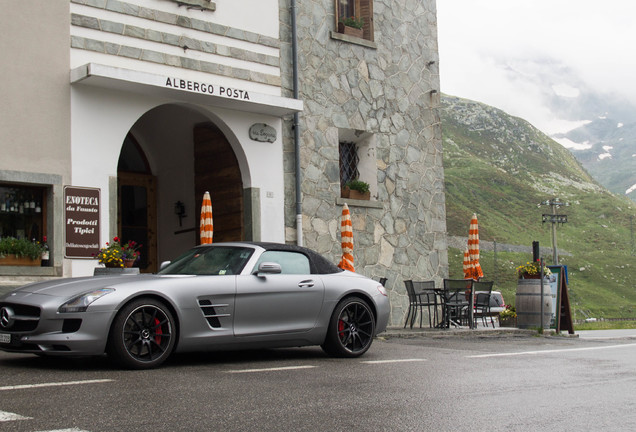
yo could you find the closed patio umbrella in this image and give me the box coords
[467,213,483,279]
[200,191,214,244]
[338,203,355,272]
[462,247,474,279]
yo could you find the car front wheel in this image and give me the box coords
[322,297,375,357]
[108,298,176,369]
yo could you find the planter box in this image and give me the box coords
[337,22,363,38]
[499,317,517,327]
[341,187,370,200]
[0,254,42,266]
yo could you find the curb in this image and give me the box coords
[377,326,567,339]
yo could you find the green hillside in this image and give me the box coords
[441,95,636,321]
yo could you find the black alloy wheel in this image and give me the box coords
[108,298,176,369]
[322,297,375,357]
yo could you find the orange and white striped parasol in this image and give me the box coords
[462,247,474,279]
[467,213,483,279]
[200,191,214,244]
[337,203,355,272]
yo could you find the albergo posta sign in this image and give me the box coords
[64,186,100,258]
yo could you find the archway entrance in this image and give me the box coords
[117,106,246,269]
[117,133,158,272]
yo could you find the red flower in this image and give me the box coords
[113,237,120,242]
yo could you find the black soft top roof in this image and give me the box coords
[249,242,344,275]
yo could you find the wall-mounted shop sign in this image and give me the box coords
[64,186,100,258]
[165,78,250,100]
[249,123,277,143]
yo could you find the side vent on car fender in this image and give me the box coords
[198,299,230,329]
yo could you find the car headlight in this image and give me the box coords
[58,288,115,313]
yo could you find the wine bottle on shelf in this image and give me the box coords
[41,236,50,267]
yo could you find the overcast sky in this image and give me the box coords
[436,0,636,136]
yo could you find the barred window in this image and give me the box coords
[339,141,359,187]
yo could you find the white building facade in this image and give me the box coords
[1,0,300,283]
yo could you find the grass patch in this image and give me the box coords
[574,321,636,330]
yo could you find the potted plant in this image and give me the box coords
[0,237,45,266]
[95,237,125,268]
[342,179,371,200]
[338,16,364,38]
[516,261,551,279]
[122,240,142,267]
[499,305,517,327]
[515,261,553,328]
[95,237,143,268]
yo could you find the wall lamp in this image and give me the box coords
[174,201,187,226]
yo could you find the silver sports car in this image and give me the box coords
[0,242,389,369]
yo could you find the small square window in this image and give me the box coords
[335,0,374,41]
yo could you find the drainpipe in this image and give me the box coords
[291,0,303,246]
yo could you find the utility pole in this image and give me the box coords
[538,198,568,265]
[493,239,497,285]
[631,215,635,256]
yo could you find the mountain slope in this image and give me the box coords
[556,116,636,202]
[441,94,636,320]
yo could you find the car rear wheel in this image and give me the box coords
[321,297,375,357]
[108,298,176,369]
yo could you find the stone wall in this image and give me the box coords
[280,0,448,326]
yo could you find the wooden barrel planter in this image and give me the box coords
[515,278,552,328]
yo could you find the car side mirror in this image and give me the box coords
[256,262,282,276]
[159,261,171,271]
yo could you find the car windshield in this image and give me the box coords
[157,246,255,276]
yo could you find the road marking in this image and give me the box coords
[362,358,427,364]
[467,343,636,358]
[227,365,317,374]
[0,379,113,391]
[0,410,31,421]
[35,429,90,432]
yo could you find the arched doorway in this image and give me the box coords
[117,133,158,272]
[193,122,244,243]
[117,110,246,271]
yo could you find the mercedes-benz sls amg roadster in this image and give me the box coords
[0,242,389,369]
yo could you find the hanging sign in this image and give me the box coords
[249,123,277,143]
[64,186,100,258]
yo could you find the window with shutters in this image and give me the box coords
[335,0,374,41]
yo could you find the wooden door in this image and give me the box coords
[193,123,244,243]
[118,173,158,272]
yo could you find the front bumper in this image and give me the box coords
[0,292,115,356]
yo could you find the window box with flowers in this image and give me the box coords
[341,179,370,200]
[0,237,45,266]
[338,16,364,38]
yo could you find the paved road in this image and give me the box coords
[1,330,635,431]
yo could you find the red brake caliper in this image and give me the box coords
[154,318,162,344]
[338,319,345,340]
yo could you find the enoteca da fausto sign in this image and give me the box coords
[64,186,100,258]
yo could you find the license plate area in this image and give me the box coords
[0,333,11,344]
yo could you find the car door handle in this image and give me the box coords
[298,280,314,288]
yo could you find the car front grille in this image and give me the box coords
[0,303,40,332]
